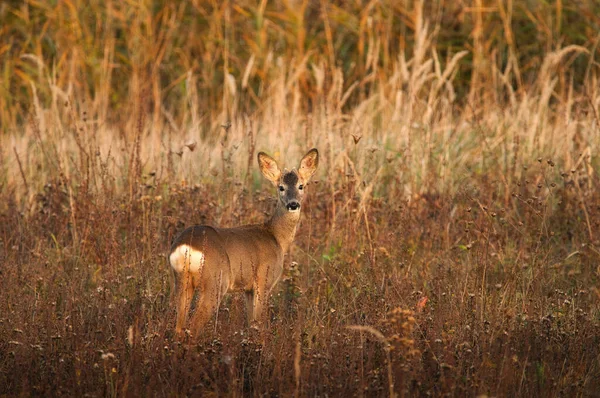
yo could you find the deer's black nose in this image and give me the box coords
[287,201,300,211]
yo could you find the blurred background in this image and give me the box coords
[1,1,599,199]
[1,2,599,396]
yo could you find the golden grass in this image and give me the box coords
[1,1,599,201]
[1,0,600,396]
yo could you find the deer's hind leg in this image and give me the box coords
[189,271,230,338]
[188,247,231,339]
[170,244,204,338]
[245,290,256,325]
[174,270,195,337]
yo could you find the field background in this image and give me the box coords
[1,0,600,396]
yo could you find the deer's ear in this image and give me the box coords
[258,152,282,184]
[298,148,319,182]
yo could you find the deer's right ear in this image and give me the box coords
[258,152,282,184]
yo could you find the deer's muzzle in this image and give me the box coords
[286,201,300,211]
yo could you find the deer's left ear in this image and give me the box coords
[298,148,319,182]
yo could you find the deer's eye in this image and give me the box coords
[279,185,285,192]
[298,185,304,190]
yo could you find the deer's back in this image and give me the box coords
[170,224,282,289]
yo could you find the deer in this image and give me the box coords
[169,148,319,338]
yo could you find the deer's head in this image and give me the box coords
[258,148,319,213]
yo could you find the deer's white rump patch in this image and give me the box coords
[169,244,205,274]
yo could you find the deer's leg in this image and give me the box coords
[251,281,270,324]
[189,272,229,338]
[252,263,284,325]
[188,295,215,338]
[174,272,194,337]
[245,290,256,325]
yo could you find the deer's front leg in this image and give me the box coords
[252,263,283,325]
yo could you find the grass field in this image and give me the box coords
[1,1,600,396]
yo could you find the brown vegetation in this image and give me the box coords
[1,0,600,396]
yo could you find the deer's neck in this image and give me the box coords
[266,204,301,252]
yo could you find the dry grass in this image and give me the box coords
[1,1,600,396]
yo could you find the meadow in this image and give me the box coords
[1,0,599,396]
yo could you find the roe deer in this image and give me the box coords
[169,148,319,337]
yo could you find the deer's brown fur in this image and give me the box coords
[169,148,319,337]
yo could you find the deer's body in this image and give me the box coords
[169,149,318,337]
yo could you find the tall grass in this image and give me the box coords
[1,0,599,396]
[2,0,599,129]
[1,1,599,200]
